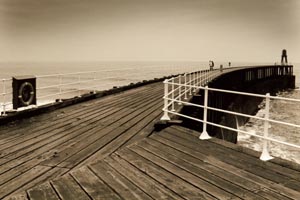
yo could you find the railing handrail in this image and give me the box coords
[161,65,298,161]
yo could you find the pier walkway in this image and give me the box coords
[0,82,165,199]
[7,126,300,200]
[0,66,299,199]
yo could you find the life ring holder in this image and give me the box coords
[18,82,35,106]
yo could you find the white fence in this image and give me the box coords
[161,69,300,161]
[0,65,203,116]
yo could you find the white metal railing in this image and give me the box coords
[0,65,207,116]
[161,68,300,161]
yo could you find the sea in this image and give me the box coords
[0,61,299,163]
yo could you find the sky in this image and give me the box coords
[0,0,299,63]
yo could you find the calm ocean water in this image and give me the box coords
[0,61,299,163]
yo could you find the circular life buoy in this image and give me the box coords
[18,82,35,106]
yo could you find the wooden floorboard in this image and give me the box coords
[2,70,300,199]
[0,82,164,199]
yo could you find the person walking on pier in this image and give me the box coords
[209,60,214,70]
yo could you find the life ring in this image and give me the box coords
[18,82,35,106]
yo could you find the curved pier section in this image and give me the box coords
[176,65,295,143]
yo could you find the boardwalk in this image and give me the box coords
[0,67,299,199]
[8,126,300,200]
[0,82,164,199]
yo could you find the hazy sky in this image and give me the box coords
[0,0,299,62]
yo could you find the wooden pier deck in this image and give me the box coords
[0,82,165,199]
[0,69,299,199]
[7,125,300,200]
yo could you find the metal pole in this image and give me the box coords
[93,71,96,94]
[260,93,273,161]
[161,79,170,121]
[178,75,182,105]
[200,86,211,140]
[171,78,175,111]
[59,75,62,102]
[193,72,196,93]
[78,74,81,97]
[2,79,7,116]
[189,73,192,95]
[184,73,187,100]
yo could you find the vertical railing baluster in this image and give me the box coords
[78,74,81,97]
[260,93,273,161]
[184,73,187,100]
[59,74,62,102]
[93,71,97,94]
[189,73,192,95]
[178,75,182,105]
[200,86,211,140]
[171,78,175,111]
[2,79,7,116]
[161,79,170,121]
[193,72,197,93]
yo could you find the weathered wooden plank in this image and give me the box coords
[27,182,60,200]
[106,154,183,199]
[1,85,161,158]
[45,126,127,168]
[74,101,163,167]
[135,139,267,200]
[116,147,218,200]
[71,166,121,200]
[172,125,300,180]
[7,167,69,198]
[89,161,152,200]
[165,127,300,190]
[0,166,51,199]
[151,131,300,199]
[51,174,90,200]
[0,84,159,148]
[3,192,28,200]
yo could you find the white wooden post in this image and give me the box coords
[161,79,170,121]
[93,71,96,94]
[200,86,211,140]
[59,75,62,102]
[260,93,273,161]
[184,73,187,100]
[2,79,7,116]
[171,78,175,111]
[78,74,81,97]
[178,75,182,105]
[189,73,192,95]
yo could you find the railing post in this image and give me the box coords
[201,70,203,86]
[200,86,211,140]
[78,74,81,97]
[2,79,7,116]
[171,78,175,111]
[193,72,196,93]
[178,75,182,105]
[161,79,170,121]
[184,73,187,100]
[93,71,96,94]
[189,73,192,95]
[58,74,62,102]
[260,93,273,161]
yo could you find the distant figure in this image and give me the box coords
[220,64,223,72]
[228,62,231,67]
[209,60,214,70]
[281,49,288,65]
